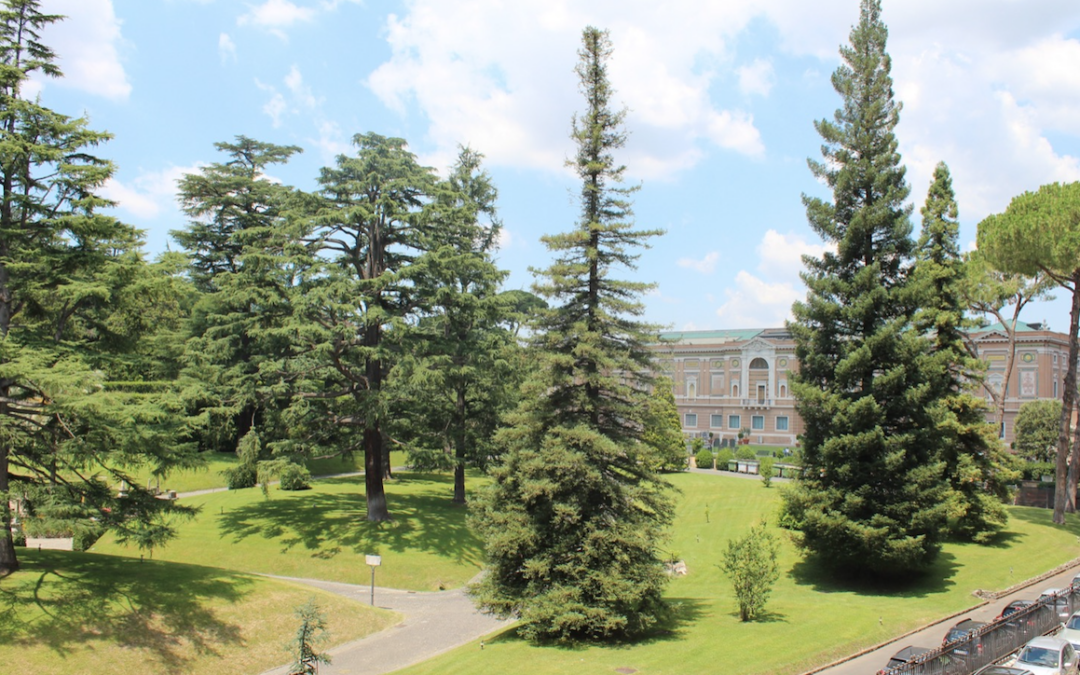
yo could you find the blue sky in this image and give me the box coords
[35,0,1080,332]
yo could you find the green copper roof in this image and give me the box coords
[656,328,765,342]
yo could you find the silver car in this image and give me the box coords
[1014,636,1080,675]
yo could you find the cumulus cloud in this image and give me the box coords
[367,0,767,179]
[255,65,323,129]
[39,0,130,100]
[677,251,720,274]
[101,165,202,220]
[756,230,833,282]
[238,0,315,39]
[219,32,237,64]
[715,271,802,328]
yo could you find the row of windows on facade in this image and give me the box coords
[683,413,789,432]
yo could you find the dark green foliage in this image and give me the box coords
[695,448,715,470]
[914,162,1013,543]
[1015,399,1062,462]
[470,27,673,642]
[285,598,331,675]
[721,522,780,622]
[784,0,947,576]
[642,376,687,472]
[224,463,258,490]
[278,464,312,491]
[0,0,196,576]
[735,447,756,461]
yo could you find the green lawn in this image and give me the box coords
[0,549,399,675]
[119,451,403,494]
[90,471,484,591]
[392,472,1080,675]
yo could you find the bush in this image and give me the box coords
[279,464,312,491]
[759,457,775,487]
[12,526,25,547]
[224,463,258,490]
[715,449,734,470]
[695,449,715,470]
[1021,460,1056,481]
[735,446,756,461]
[720,521,779,621]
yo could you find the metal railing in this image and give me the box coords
[879,586,1076,675]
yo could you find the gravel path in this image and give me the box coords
[257,575,510,675]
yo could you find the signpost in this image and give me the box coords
[365,555,381,606]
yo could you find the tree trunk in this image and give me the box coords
[1054,273,1080,525]
[452,386,467,505]
[0,442,19,576]
[1068,422,1080,513]
[364,426,390,522]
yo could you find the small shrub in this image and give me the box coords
[715,449,734,470]
[286,598,331,674]
[224,463,258,490]
[759,456,775,487]
[735,446,756,461]
[279,464,312,491]
[720,521,779,621]
[12,527,25,547]
[695,449,714,470]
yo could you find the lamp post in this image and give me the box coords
[365,555,381,606]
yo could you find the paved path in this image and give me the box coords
[257,576,510,675]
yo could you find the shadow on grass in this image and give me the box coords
[0,549,249,673]
[789,550,961,598]
[216,473,484,567]
[1008,505,1080,536]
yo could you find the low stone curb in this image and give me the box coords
[800,556,1080,675]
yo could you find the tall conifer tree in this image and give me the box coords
[783,0,946,576]
[471,27,673,641]
[914,162,1013,543]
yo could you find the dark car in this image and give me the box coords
[880,646,931,674]
[944,618,988,657]
[1001,600,1036,620]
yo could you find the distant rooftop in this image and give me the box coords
[656,328,766,343]
[972,321,1048,333]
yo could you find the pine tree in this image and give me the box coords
[782,0,947,576]
[641,376,686,472]
[914,162,1013,543]
[0,0,194,575]
[470,27,674,641]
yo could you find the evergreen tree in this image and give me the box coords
[287,133,437,521]
[641,376,686,472]
[388,147,516,504]
[914,162,1013,543]
[782,0,946,576]
[174,137,302,455]
[470,27,674,641]
[0,0,194,575]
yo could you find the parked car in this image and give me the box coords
[1039,588,1073,621]
[880,645,931,674]
[943,618,987,657]
[1001,600,1036,620]
[1014,636,1080,675]
[974,666,1035,675]
[1062,612,1080,650]
[1072,573,1080,590]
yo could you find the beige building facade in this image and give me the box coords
[652,322,1070,448]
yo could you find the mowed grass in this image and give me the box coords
[120,452,396,495]
[0,549,399,675]
[394,472,1080,675]
[91,471,484,591]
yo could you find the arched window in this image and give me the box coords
[749,357,769,370]
[731,383,739,398]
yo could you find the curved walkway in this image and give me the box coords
[257,575,509,675]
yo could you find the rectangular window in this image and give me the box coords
[710,414,724,428]
[684,413,698,428]
[776,416,789,431]
[728,414,740,430]
[752,415,764,430]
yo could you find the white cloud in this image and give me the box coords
[256,66,322,129]
[238,0,315,39]
[756,230,832,282]
[737,58,774,97]
[677,251,720,274]
[39,0,130,100]
[367,1,767,179]
[715,271,801,328]
[219,32,237,64]
[101,165,201,220]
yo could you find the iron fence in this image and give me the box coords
[878,585,1077,675]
